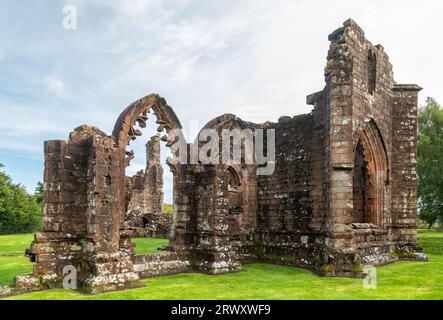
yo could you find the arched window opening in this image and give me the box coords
[227,167,242,215]
[124,114,175,239]
[352,121,389,228]
[226,167,244,238]
[353,139,375,224]
[367,50,377,95]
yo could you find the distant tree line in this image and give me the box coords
[0,163,42,233]
[417,97,443,229]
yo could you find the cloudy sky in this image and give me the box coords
[0,0,442,202]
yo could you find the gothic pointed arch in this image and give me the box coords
[112,93,183,166]
[112,93,183,229]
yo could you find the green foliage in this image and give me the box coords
[163,204,173,214]
[132,237,169,254]
[0,164,42,233]
[417,97,443,228]
[1,232,443,299]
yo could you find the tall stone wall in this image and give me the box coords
[391,85,423,257]
[255,114,329,269]
[16,125,141,293]
[249,19,426,275]
[321,19,425,272]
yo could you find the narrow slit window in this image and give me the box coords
[367,50,377,95]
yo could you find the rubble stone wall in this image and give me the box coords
[255,114,328,269]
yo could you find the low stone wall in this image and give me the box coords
[353,223,397,265]
[133,252,190,278]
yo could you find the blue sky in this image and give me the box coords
[1,0,442,203]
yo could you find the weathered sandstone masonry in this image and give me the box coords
[12,19,426,294]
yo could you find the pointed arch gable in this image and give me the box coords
[113,93,183,163]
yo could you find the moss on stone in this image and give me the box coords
[320,264,334,274]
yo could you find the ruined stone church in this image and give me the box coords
[15,19,427,293]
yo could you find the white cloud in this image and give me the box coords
[45,77,65,97]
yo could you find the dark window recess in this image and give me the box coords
[367,50,376,95]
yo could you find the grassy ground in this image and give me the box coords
[0,234,34,286]
[1,230,442,300]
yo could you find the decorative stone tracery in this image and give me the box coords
[353,120,389,227]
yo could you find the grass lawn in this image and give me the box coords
[1,230,442,300]
[0,234,34,286]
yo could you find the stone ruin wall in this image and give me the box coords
[8,19,427,296]
[15,125,140,293]
[322,20,424,270]
[255,112,328,269]
[249,19,426,274]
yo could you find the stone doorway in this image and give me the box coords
[351,120,392,265]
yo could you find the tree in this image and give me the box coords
[417,97,443,229]
[0,163,42,232]
[163,203,173,214]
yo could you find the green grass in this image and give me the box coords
[0,256,33,286]
[416,229,443,255]
[132,238,169,254]
[1,231,442,300]
[0,233,34,255]
[0,234,34,286]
